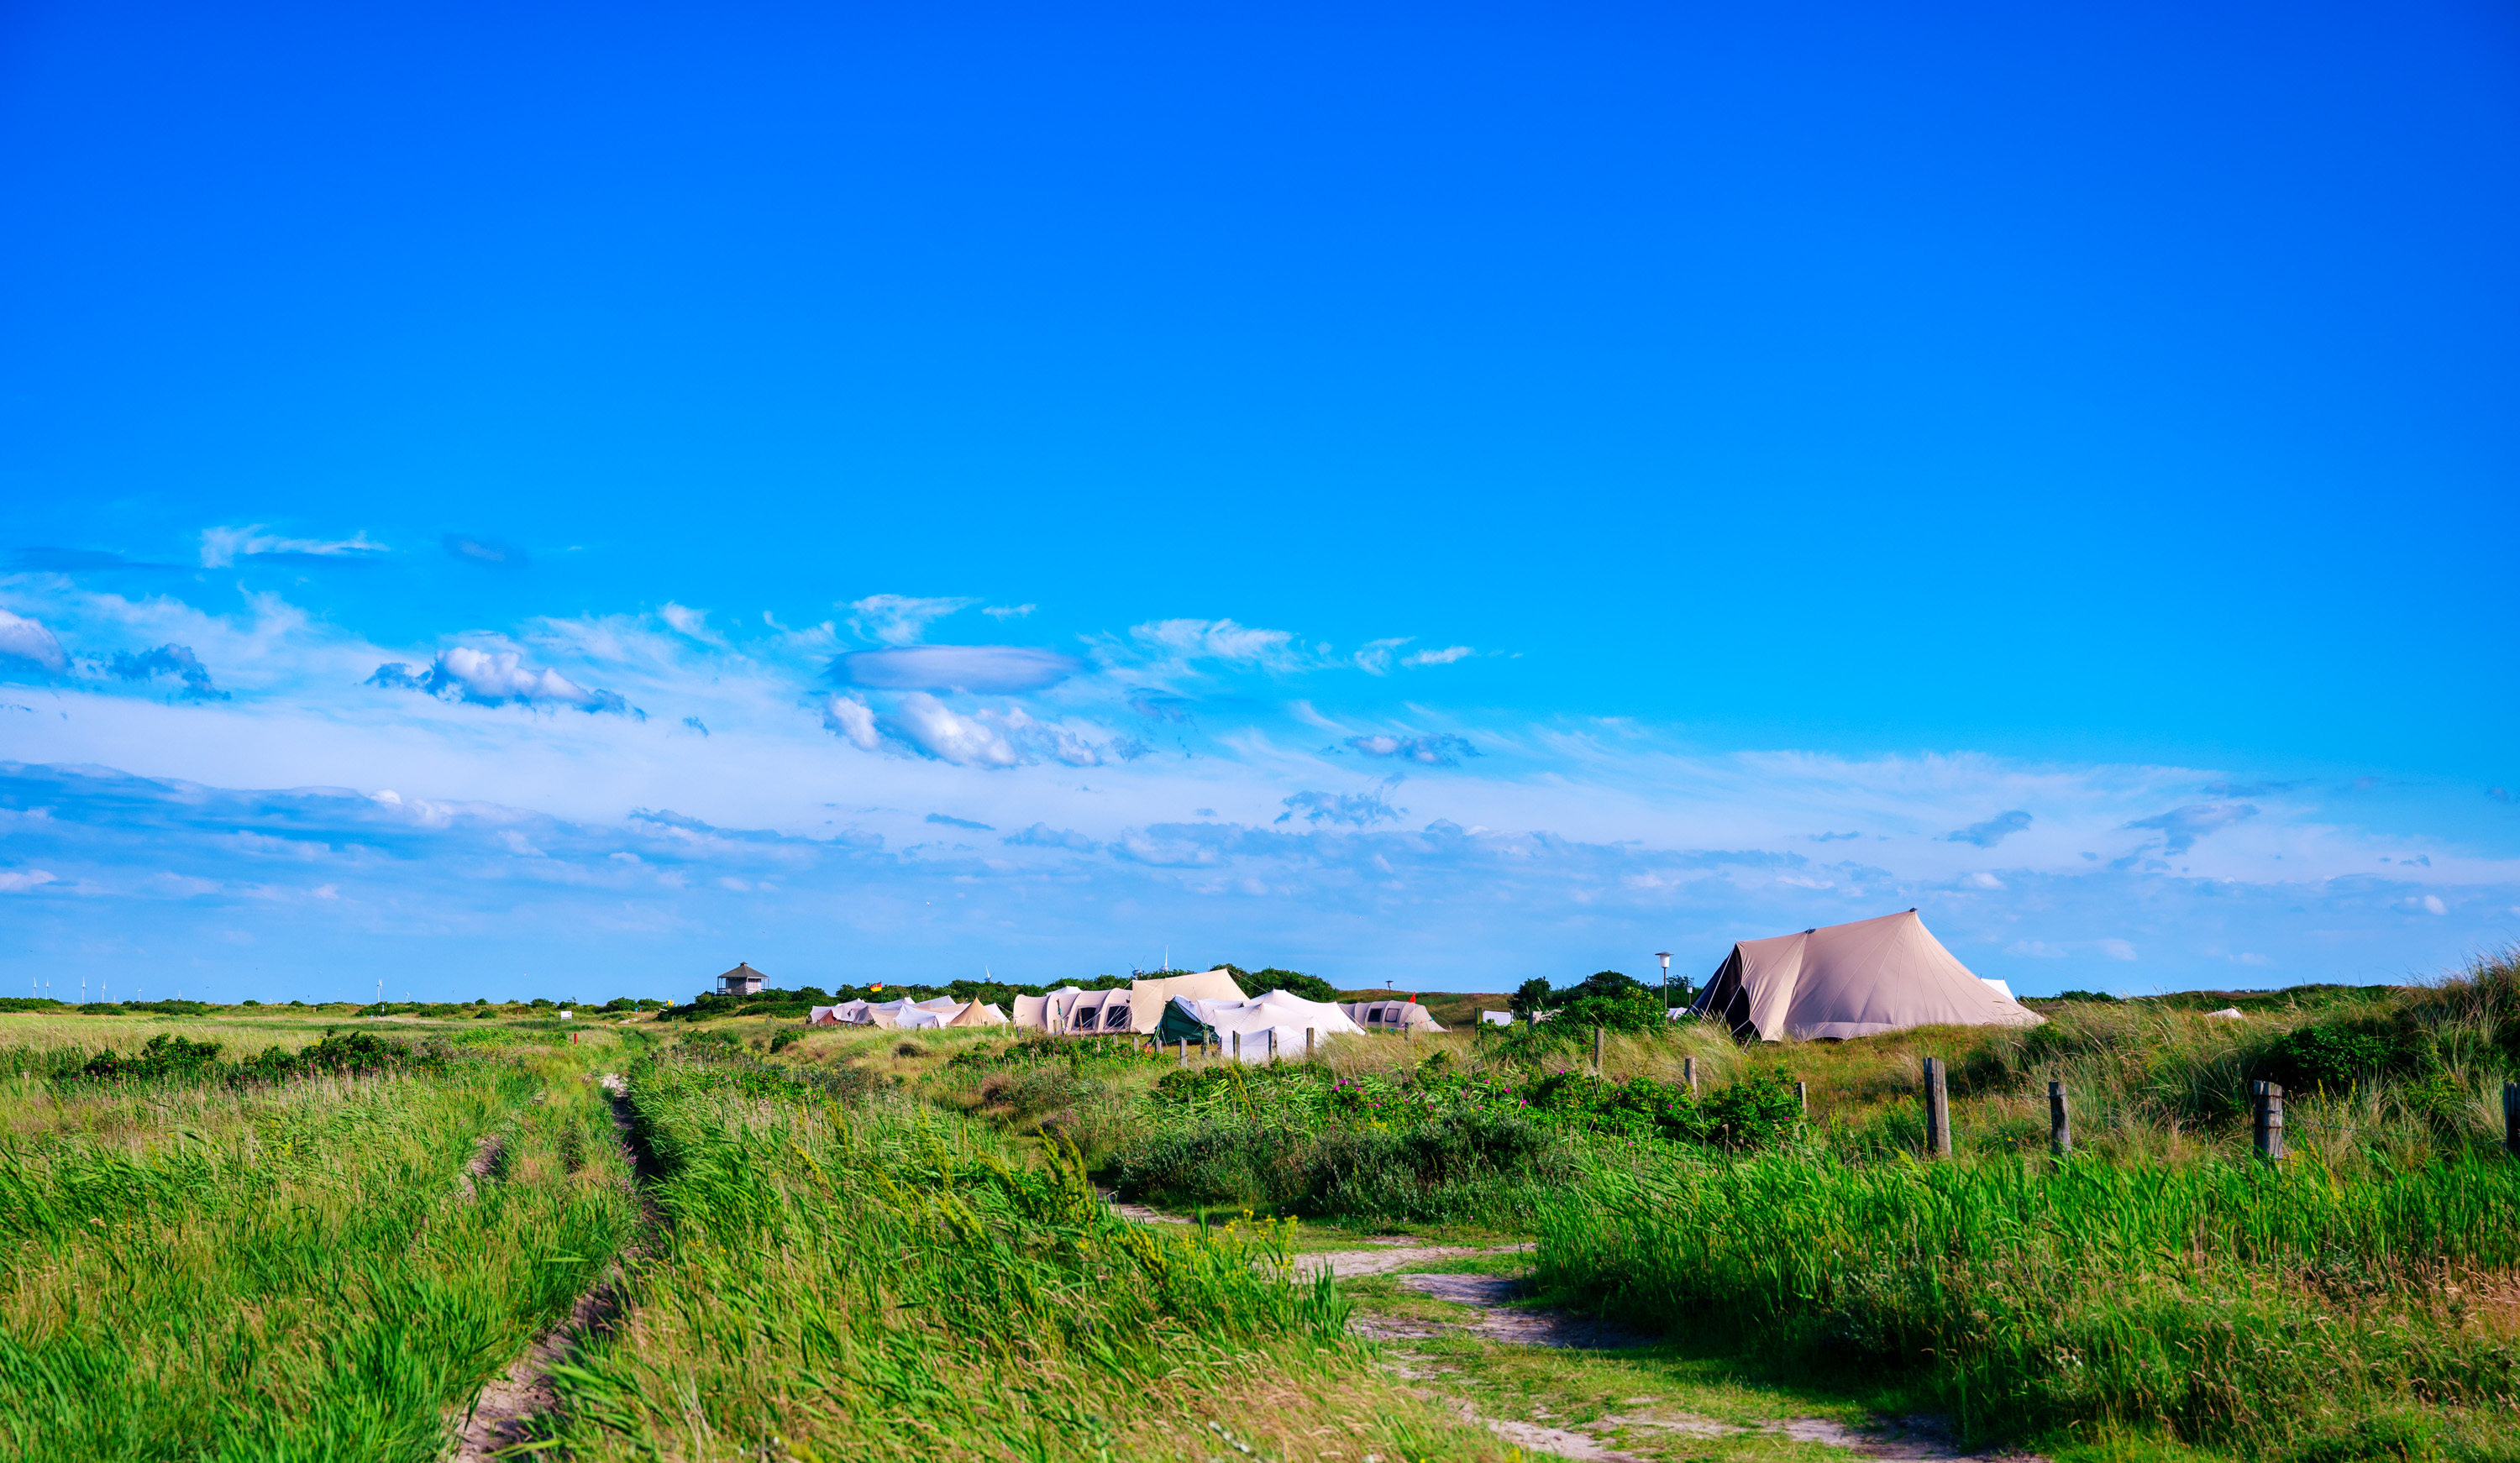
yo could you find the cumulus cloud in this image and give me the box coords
[1945,810,2031,847]
[905,700,1104,768]
[1347,732,1478,767]
[108,644,228,700]
[1403,645,1474,667]
[442,533,528,567]
[1276,789,1403,826]
[0,868,57,894]
[1003,823,1100,852]
[200,525,386,568]
[888,692,1023,768]
[982,603,1037,621]
[820,693,881,751]
[2397,894,2449,915]
[367,648,629,714]
[926,813,995,831]
[831,645,1079,694]
[2124,802,2258,854]
[0,609,68,673]
[846,594,975,646]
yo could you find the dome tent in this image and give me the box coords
[1690,909,2044,1041]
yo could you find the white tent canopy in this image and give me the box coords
[1691,909,2045,1041]
[1341,999,1446,1034]
[1170,991,1365,1063]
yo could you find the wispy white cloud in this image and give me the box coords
[1129,618,1304,672]
[1403,645,1474,667]
[845,594,975,646]
[658,603,726,646]
[200,526,386,568]
[981,603,1037,621]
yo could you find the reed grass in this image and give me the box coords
[536,1049,1512,1460]
[0,1043,636,1461]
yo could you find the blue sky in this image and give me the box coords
[2,0,2516,1004]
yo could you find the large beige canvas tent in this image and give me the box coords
[1009,969,1251,1035]
[1691,909,2043,1041]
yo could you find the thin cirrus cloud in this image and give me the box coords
[845,594,976,647]
[1945,810,2032,847]
[829,645,1081,694]
[199,526,386,568]
[443,533,529,568]
[2124,802,2259,855]
[1347,732,1478,767]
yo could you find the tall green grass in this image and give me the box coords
[1536,1146,2520,1456]
[538,1050,1509,1461]
[0,1050,635,1461]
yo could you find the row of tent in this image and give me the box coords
[796,909,2048,1049]
[805,996,1011,1029]
[1010,969,1447,1062]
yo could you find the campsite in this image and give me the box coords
[6,926,2520,1462]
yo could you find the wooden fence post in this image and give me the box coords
[2504,1083,2518,1156]
[1306,1028,1316,1062]
[1231,1031,1242,1063]
[1922,1057,1951,1157]
[2049,1080,2071,1156]
[2252,1079,2286,1161]
[1795,1079,1807,1114]
[1178,1038,1188,1067]
[1683,1057,1697,1095]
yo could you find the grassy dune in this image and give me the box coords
[0,1016,637,1461]
[533,1046,1507,1461]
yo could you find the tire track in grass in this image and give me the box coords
[452,1072,659,1461]
[1312,1239,2050,1463]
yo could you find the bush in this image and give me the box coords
[2256,1020,2397,1094]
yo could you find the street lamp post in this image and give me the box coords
[1656,952,1673,1016]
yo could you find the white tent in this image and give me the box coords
[944,1000,1010,1027]
[1170,991,1366,1063]
[1691,909,2045,1041]
[1341,999,1446,1034]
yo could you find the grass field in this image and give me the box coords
[9,955,2520,1461]
[0,1013,638,1460]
